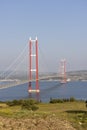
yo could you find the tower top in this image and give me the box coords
[29,37,31,41]
[36,36,37,40]
[29,37,37,40]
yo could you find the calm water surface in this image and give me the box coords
[0,81,87,102]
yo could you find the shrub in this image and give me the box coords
[85,100,87,108]
[69,97,76,102]
[50,97,76,104]
[21,99,39,111]
[50,98,63,103]
[6,99,39,111]
[6,99,23,106]
[62,98,70,102]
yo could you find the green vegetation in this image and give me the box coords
[21,99,39,111]
[0,99,87,130]
[50,97,76,103]
[6,99,39,111]
[85,100,87,108]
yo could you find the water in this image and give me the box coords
[0,81,87,102]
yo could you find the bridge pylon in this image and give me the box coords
[28,37,40,93]
[60,59,67,83]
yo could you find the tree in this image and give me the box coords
[85,100,87,108]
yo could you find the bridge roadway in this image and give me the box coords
[0,75,63,89]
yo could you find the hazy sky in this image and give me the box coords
[0,0,87,73]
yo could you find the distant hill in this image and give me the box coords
[0,70,87,81]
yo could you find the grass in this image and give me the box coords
[0,101,87,129]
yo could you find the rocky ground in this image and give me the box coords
[0,116,76,130]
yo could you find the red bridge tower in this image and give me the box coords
[60,59,67,83]
[28,37,40,93]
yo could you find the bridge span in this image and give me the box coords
[0,74,66,89]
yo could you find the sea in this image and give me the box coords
[0,81,87,102]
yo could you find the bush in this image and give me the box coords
[85,100,87,108]
[50,99,63,103]
[21,99,39,111]
[6,99,39,111]
[50,97,76,104]
[69,97,76,102]
[6,99,23,106]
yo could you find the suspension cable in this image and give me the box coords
[0,43,28,79]
[5,48,28,79]
[38,45,50,73]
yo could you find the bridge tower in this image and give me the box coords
[28,37,40,93]
[60,59,67,83]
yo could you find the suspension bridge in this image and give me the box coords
[0,37,67,93]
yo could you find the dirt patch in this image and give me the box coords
[0,116,76,130]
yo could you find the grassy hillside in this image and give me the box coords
[0,100,87,130]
